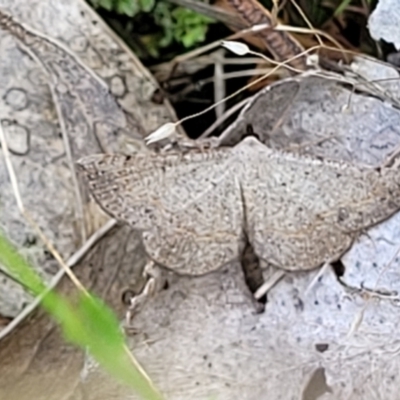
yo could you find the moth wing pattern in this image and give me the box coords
[235,137,400,271]
[77,149,245,274]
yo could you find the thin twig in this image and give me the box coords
[177,45,319,126]
[305,261,331,296]
[68,218,118,267]
[0,120,86,292]
[214,49,226,119]
[199,97,250,139]
[204,67,282,82]
[289,0,323,47]
[275,24,344,53]
[254,270,285,300]
[170,23,271,66]
[49,84,88,243]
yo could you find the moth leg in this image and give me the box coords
[125,260,166,326]
[254,269,286,300]
[305,257,355,296]
[304,261,332,296]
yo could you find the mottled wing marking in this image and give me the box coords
[142,172,244,275]
[80,136,400,275]
[235,137,400,271]
[77,149,245,274]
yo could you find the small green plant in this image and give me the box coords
[90,0,155,17]
[154,2,213,48]
[0,233,162,400]
[89,0,214,54]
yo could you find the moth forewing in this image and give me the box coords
[235,138,400,271]
[78,147,245,275]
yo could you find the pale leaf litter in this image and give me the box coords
[0,0,170,317]
[369,0,400,50]
[1,0,400,399]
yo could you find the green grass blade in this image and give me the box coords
[0,233,162,400]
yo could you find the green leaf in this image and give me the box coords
[0,234,46,295]
[89,0,213,53]
[116,0,140,17]
[180,25,207,48]
[139,0,155,13]
[170,7,212,48]
[334,0,353,16]
[91,0,114,11]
